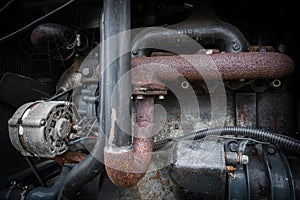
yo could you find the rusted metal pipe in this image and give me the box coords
[31,23,78,60]
[132,1,248,54]
[131,52,294,84]
[104,97,154,188]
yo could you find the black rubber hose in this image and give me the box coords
[0,167,71,200]
[27,166,71,200]
[154,127,300,153]
[57,139,105,200]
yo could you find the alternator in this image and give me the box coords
[8,101,77,158]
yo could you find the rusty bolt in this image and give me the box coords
[71,124,80,132]
[258,46,267,52]
[226,166,236,172]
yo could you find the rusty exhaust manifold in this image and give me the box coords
[103,52,294,188]
[104,97,154,188]
[101,0,296,189]
[131,52,294,83]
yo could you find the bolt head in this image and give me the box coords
[268,147,276,155]
[228,142,238,152]
[232,43,241,51]
[158,95,165,100]
[206,49,213,55]
[136,95,145,100]
[132,50,138,55]
[241,155,249,165]
[181,81,189,89]
[82,67,93,77]
[40,119,46,126]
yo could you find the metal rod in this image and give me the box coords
[100,0,131,147]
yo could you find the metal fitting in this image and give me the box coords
[82,67,93,78]
[136,95,145,100]
[240,155,249,165]
[40,119,46,126]
[181,81,189,89]
[158,95,165,100]
[226,166,236,172]
[232,42,241,51]
[270,79,281,88]
[132,49,139,55]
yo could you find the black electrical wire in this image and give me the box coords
[0,0,16,14]
[154,127,300,153]
[0,0,76,44]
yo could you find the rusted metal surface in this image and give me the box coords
[236,93,256,128]
[131,52,294,84]
[248,46,275,52]
[136,168,176,199]
[104,97,155,188]
[51,151,86,166]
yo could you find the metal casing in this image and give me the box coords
[8,101,75,158]
[169,139,226,199]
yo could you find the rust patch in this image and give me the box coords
[52,151,86,166]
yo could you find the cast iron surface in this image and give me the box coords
[131,52,294,84]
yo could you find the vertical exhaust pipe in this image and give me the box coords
[100,0,154,187]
